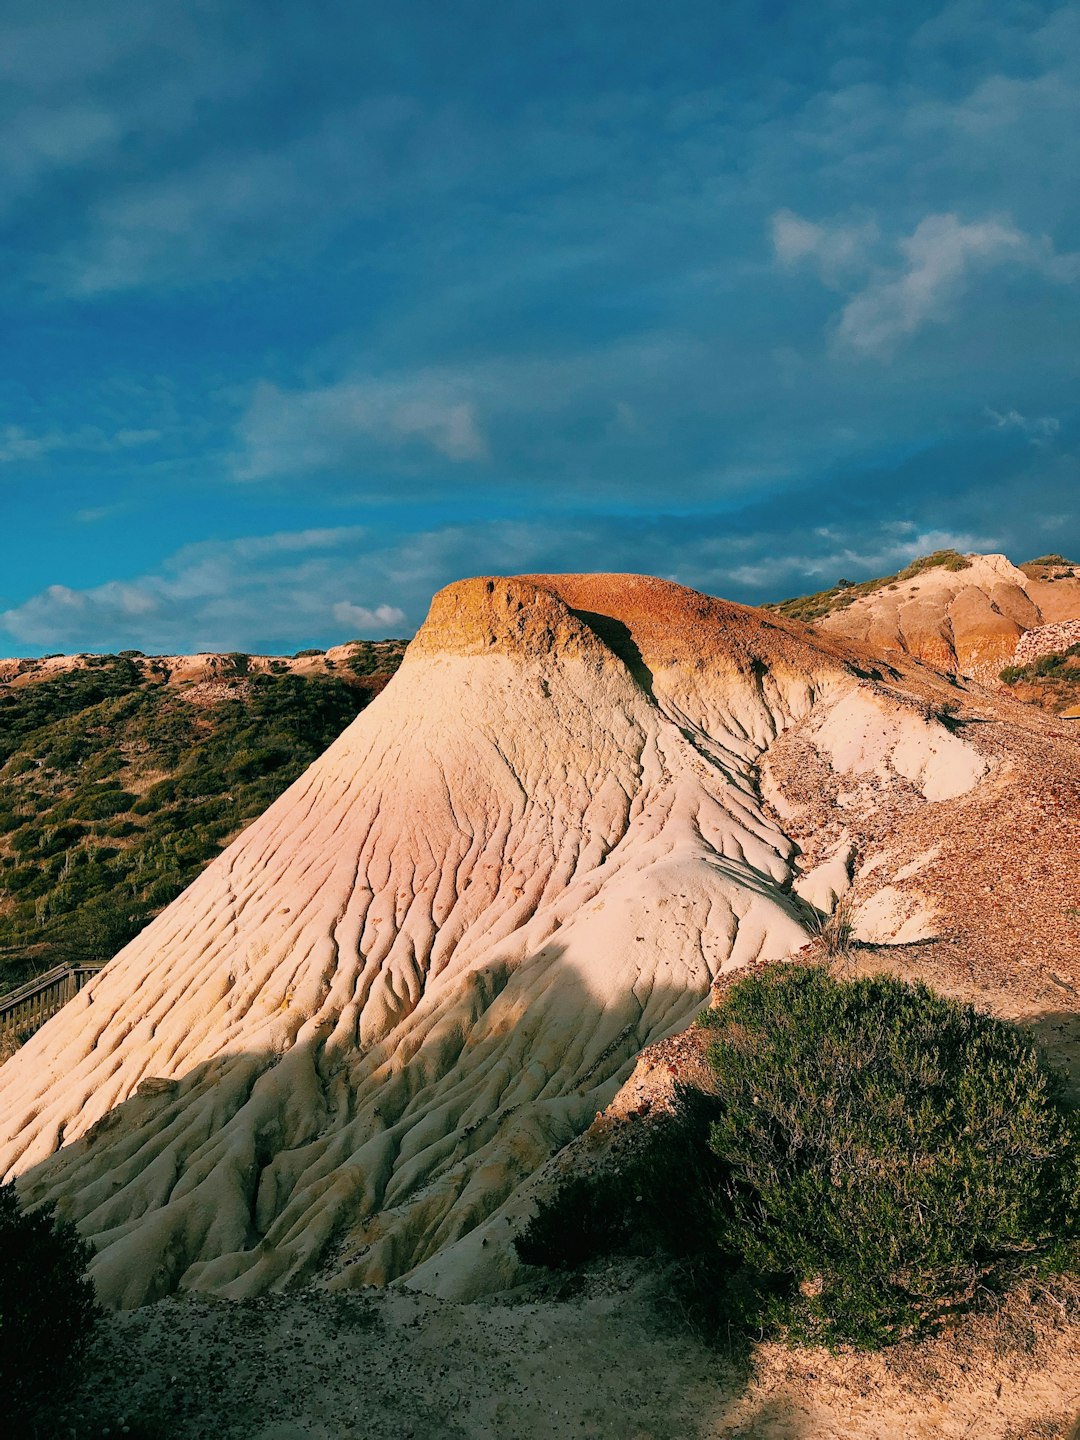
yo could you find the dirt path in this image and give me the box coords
[50,1267,1080,1440]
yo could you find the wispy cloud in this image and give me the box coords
[332,600,406,631]
[229,334,716,495]
[986,407,1061,444]
[0,423,159,465]
[837,215,1029,355]
[236,374,489,481]
[0,527,406,652]
[802,213,1080,358]
[3,456,1068,656]
[771,209,878,284]
[0,0,1078,645]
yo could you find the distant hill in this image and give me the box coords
[768,548,976,625]
[770,550,1080,710]
[0,641,405,992]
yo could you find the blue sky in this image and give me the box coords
[1,0,1078,654]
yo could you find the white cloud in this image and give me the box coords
[771,209,878,284]
[332,601,407,632]
[834,214,1080,357]
[0,423,160,464]
[0,528,405,653]
[717,525,998,592]
[986,408,1060,444]
[236,374,489,481]
[0,426,67,463]
[230,332,715,496]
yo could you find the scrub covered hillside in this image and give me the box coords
[0,645,405,991]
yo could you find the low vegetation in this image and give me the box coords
[0,646,404,992]
[0,1179,100,1425]
[999,644,1080,714]
[517,966,1080,1350]
[769,549,972,625]
[1020,555,1078,582]
[1000,643,1080,686]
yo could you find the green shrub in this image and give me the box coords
[62,787,136,821]
[1000,644,1080,686]
[0,1180,100,1421]
[224,745,292,781]
[132,779,177,813]
[103,818,141,838]
[701,967,1080,1347]
[144,875,185,908]
[516,967,1080,1352]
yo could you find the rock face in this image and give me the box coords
[818,554,1080,680]
[0,575,990,1309]
[1012,619,1080,666]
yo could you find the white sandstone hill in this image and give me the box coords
[0,574,989,1309]
[816,552,1080,680]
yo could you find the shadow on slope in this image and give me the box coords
[1026,1008,1080,1106]
[570,609,655,697]
[40,1280,823,1440]
[12,948,726,1313]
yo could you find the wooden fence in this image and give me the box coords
[0,963,105,1042]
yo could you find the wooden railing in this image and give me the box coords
[0,963,105,1041]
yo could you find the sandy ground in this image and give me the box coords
[44,1264,1079,1440]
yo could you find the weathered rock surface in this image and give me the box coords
[818,553,1080,680]
[1012,618,1080,666]
[0,574,1002,1309]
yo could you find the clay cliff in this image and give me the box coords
[813,552,1080,681]
[0,572,1036,1311]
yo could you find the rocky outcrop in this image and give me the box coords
[0,575,995,1309]
[1012,619,1080,667]
[818,553,1080,681]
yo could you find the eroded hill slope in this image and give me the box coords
[803,551,1080,683]
[0,575,1015,1309]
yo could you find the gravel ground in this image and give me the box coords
[33,1264,1080,1440]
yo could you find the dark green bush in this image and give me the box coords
[517,967,1080,1351]
[0,1180,100,1421]
[61,787,136,821]
[103,818,141,838]
[701,967,1080,1347]
[131,779,177,813]
[1000,643,1080,685]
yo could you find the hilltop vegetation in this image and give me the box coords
[1019,554,1078,581]
[0,644,404,992]
[768,549,973,624]
[1000,643,1080,714]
